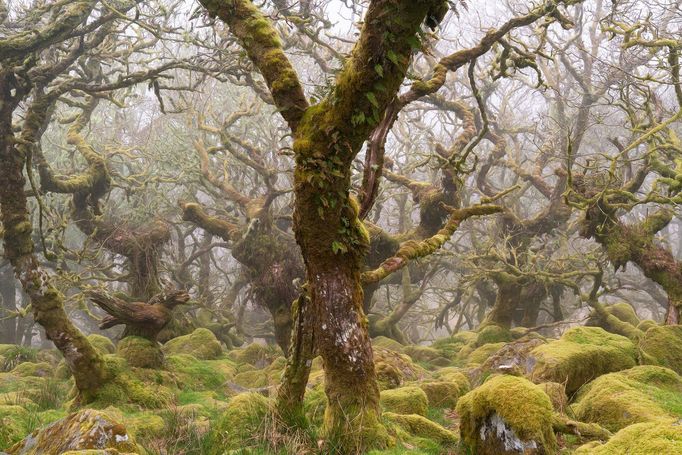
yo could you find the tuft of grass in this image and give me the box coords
[1,346,38,372]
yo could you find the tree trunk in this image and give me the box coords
[485,277,522,328]
[0,72,110,402]
[0,261,17,343]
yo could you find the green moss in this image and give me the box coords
[531,326,636,394]
[572,365,682,431]
[574,420,682,454]
[475,324,513,346]
[402,346,451,368]
[227,342,280,367]
[213,392,270,449]
[10,362,52,378]
[383,412,458,446]
[162,328,223,360]
[165,354,234,391]
[87,334,116,355]
[233,369,268,389]
[465,342,506,365]
[380,386,428,416]
[117,336,164,369]
[0,405,30,449]
[88,356,174,409]
[637,319,658,332]
[638,325,682,374]
[456,375,556,454]
[417,380,468,408]
[587,302,640,334]
[537,382,567,412]
[372,336,405,352]
[373,347,427,390]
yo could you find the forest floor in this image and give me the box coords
[1,304,681,454]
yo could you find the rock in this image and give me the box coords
[456,375,556,455]
[163,328,223,360]
[636,319,658,332]
[530,326,636,394]
[371,336,405,352]
[464,342,506,365]
[384,412,458,446]
[572,365,682,431]
[537,382,567,413]
[117,337,163,369]
[638,325,682,375]
[470,337,545,386]
[380,386,428,416]
[402,345,451,368]
[373,347,427,390]
[87,335,116,355]
[574,420,682,454]
[6,409,140,455]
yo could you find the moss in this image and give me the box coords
[87,334,116,355]
[10,362,52,378]
[587,302,640,334]
[6,409,141,454]
[475,324,514,346]
[456,375,556,454]
[530,326,636,394]
[418,380,468,408]
[116,336,164,369]
[380,386,428,416]
[227,342,279,367]
[303,384,327,426]
[465,342,506,365]
[213,392,270,449]
[372,336,405,352]
[162,328,223,361]
[165,354,234,391]
[383,412,458,446]
[373,347,427,390]
[637,319,658,332]
[638,324,682,374]
[402,346,451,368]
[574,420,682,454]
[88,356,174,409]
[572,365,682,432]
[0,405,30,449]
[537,382,567,412]
[233,369,268,388]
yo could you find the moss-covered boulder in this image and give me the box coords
[456,375,556,455]
[371,336,405,352]
[373,347,427,390]
[430,331,477,359]
[380,386,428,416]
[232,369,269,389]
[213,392,270,449]
[227,342,281,368]
[638,325,682,375]
[637,319,658,332]
[418,379,468,408]
[163,328,223,361]
[530,326,636,394]
[537,382,567,413]
[117,337,164,369]
[87,334,116,355]
[6,409,140,455]
[586,302,640,333]
[165,354,235,391]
[384,412,458,446]
[574,420,682,454]
[465,342,506,365]
[402,345,451,368]
[471,337,546,385]
[572,365,682,432]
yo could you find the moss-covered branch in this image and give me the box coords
[198,0,309,131]
[180,202,242,242]
[362,204,502,284]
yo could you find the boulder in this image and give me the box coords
[163,328,223,361]
[456,375,556,455]
[6,409,140,455]
[638,325,682,375]
[574,420,682,454]
[530,327,636,394]
[380,386,428,416]
[117,337,163,369]
[572,365,682,431]
[418,380,469,408]
[383,412,458,446]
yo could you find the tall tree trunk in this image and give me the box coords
[0,72,110,402]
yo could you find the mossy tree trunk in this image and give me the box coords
[0,71,110,402]
[0,260,17,343]
[200,0,442,450]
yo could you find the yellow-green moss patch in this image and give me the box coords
[638,324,682,375]
[380,386,428,416]
[163,328,223,360]
[456,375,556,455]
[384,412,458,446]
[574,420,682,454]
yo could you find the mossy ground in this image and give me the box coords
[2,321,680,454]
